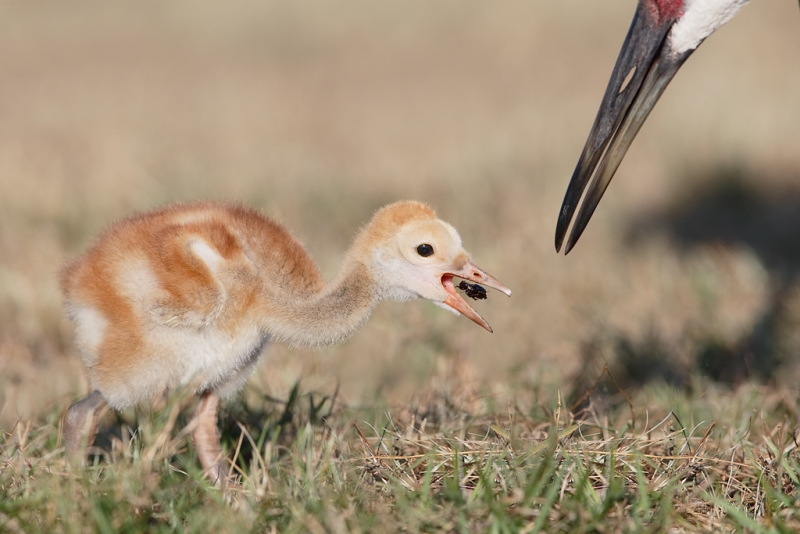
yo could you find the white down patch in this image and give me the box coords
[172,209,215,226]
[146,320,269,395]
[189,239,224,273]
[68,303,108,365]
[116,256,160,308]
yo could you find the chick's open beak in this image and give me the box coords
[441,260,511,333]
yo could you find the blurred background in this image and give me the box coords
[1,0,799,423]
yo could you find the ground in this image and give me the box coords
[2,1,800,531]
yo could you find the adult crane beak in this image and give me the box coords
[441,261,511,333]
[555,1,695,254]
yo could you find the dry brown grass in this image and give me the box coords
[3,359,800,532]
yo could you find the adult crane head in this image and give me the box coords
[555,0,752,254]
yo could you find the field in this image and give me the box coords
[2,1,800,531]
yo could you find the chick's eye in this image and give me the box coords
[416,243,434,257]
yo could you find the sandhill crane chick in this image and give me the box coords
[61,200,510,486]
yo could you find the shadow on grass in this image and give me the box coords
[87,381,339,473]
[571,166,800,410]
[218,381,338,466]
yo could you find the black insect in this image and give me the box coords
[458,280,487,300]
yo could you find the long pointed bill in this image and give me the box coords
[441,261,511,333]
[555,1,693,254]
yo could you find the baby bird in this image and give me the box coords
[61,200,510,484]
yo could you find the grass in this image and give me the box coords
[3,370,800,532]
[2,0,800,532]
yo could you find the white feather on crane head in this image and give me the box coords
[668,0,750,55]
